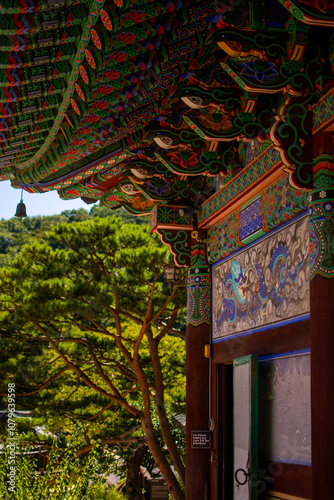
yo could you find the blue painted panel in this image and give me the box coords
[239,197,263,241]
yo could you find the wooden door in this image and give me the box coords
[233,355,258,500]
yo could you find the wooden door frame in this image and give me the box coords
[210,319,311,500]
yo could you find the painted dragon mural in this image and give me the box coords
[213,215,310,339]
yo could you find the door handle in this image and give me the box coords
[235,468,250,486]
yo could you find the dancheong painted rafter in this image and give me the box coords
[0,0,333,218]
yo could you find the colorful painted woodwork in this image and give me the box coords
[207,173,309,262]
[0,0,333,234]
[187,264,210,327]
[309,164,334,278]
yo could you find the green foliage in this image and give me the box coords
[90,205,149,225]
[0,207,149,267]
[0,438,127,500]
[0,215,186,497]
[86,483,127,500]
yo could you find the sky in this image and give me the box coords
[0,180,97,221]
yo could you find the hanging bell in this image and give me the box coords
[15,189,27,218]
[15,201,27,218]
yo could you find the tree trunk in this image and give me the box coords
[141,466,151,500]
[132,330,185,500]
[149,337,185,486]
[125,444,147,500]
[155,400,185,486]
[141,415,185,500]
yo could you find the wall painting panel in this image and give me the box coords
[212,216,310,341]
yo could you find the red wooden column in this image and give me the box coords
[186,260,211,500]
[309,163,334,499]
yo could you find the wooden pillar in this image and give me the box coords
[309,164,334,500]
[186,262,211,500]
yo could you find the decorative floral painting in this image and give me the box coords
[212,216,310,339]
